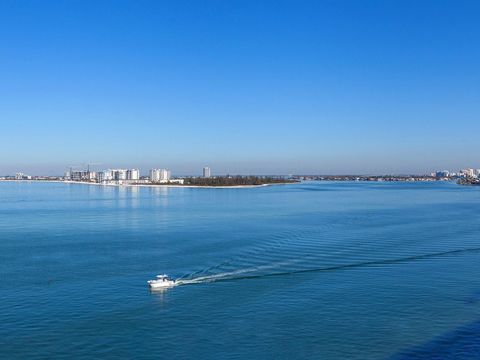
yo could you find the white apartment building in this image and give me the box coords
[95,169,140,183]
[97,170,113,183]
[114,169,127,181]
[97,169,139,183]
[160,169,171,182]
[149,169,159,182]
[149,168,171,183]
[127,169,140,181]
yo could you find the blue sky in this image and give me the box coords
[1,0,479,175]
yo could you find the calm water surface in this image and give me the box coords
[2,181,480,359]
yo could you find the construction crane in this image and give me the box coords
[85,162,101,173]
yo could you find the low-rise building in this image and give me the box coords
[435,170,450,178]
[460,169,475,178]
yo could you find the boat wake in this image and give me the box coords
[166,212,480,287]
[175,246,480,286]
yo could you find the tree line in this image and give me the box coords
[182,176,298,186]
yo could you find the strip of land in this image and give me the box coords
[0,177,298,188]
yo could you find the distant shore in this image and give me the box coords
[65,181,273,189]
[0,179,280,189]
[0,176,462,187]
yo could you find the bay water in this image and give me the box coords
[2,181,480,359]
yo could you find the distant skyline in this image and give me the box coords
[1,0,480,175]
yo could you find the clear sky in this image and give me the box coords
[1,0,479,175]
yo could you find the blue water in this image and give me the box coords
[2,181,480,359]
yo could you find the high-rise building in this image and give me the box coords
[149,168,171,182]
[203,166,211,178]
[127,169,140,181]
[112,169,127,181]
[98,170,114,182]
[149,169,159,182]
[159,169,171,182]
[96,171,105,183]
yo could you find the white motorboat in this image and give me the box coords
[147,274,177,289]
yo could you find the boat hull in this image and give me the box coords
[148,281,176,289]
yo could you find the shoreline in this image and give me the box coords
[0,179,278,189]
[67,181,272,189]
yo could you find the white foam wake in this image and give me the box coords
[176,257,304,285]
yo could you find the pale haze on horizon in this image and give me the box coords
[1,1,479,175]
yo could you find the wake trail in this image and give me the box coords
[176,247,480,286]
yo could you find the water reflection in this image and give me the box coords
[149,287,172,304]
